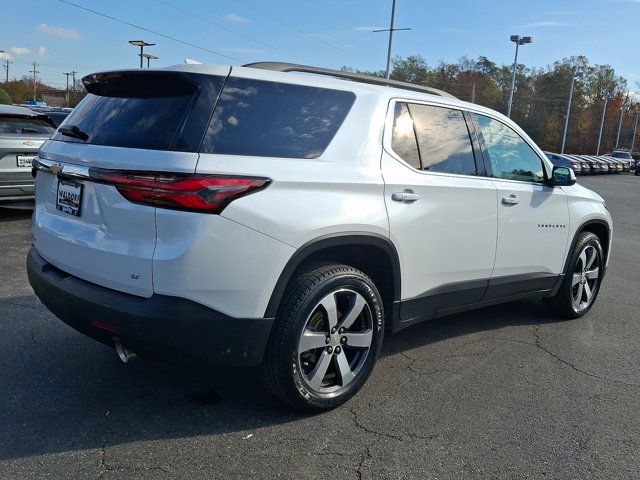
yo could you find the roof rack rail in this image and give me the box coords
[242,62,457,99]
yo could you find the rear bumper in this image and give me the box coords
[0,170,34,198]
[27,247,274,367]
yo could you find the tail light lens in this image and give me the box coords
[90,170,270,213]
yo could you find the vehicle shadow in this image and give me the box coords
[0,204,33,222]
[0,294,556,462]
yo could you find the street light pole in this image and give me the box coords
[373,0,411,79]
[141,53,159,68]
[561,68,582,154]
[616,102,628,149]
[596,94,611,156]
[507,35,532,118]
[128,40,155,69]
[631,111,639,153]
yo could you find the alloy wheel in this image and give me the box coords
[571,245,600,312]
[297,289,374,394]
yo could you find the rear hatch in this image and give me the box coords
[0,112,54,194]
[33,67,230,297]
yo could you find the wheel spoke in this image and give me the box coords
[572,273,582,286]
[319,293,339,329]
[334,351,356,387]
[585,247,597,269]
[298,331,328,354]
[574,283,583,305]
[584,282,593,302]
[307,351,332,389]
[344,329,373,348]
[579,249,587,270]
[586,267,599,280]
[339,294,366,330]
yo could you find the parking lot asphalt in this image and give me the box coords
[1,174,639,479]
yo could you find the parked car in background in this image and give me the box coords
[27,63,612,411]
[635,161,640,176]
[598,156,622,173]
[609,150,633,171]
[544,152,581,174]
[586,156,610,174]
[24,106,72,128]
[569,154,601,174]
[0,105,56,202]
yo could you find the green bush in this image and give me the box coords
[0,88,11,105]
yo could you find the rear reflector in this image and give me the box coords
[90,170,270,213]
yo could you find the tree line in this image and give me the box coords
[342,55,637,154]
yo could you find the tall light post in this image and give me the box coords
[506,35,532,118]
[128,40,155,69]
[141,53,158,68]
[561,68,582,154]
[616,101,629,149]
[373,0,411,79]
[596,92,612,155]
[631,110,639,153]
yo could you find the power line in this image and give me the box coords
[233,0,377,65]
[57,0,242,62]
[152,0,304,62]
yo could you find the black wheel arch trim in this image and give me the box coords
[264,232,401,318]
[562,218,610,277]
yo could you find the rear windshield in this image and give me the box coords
[51,72,224,151]
[201,78,356,158]
[0,116,55,135]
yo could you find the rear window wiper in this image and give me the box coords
[58,125,89,141]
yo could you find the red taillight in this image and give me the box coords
[91,170,270,213]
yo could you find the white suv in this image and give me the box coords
[28,62,612,411]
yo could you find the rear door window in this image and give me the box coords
[408,104,477,175]
[390,102,421,169]
[0,116,55,135]
[201,78,355,158]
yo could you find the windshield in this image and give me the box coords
[611,151,632,159]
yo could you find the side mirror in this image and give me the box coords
[550,166,576,187]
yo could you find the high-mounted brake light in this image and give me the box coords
[91,170,270,213]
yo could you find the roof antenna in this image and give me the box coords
[184,59,202,65]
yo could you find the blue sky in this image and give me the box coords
[1,0,638,90]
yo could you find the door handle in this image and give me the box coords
[501,194,519,205]
[392,190,421,203]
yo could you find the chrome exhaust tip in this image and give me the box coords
[114,340,137,364]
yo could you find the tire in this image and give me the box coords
[261,263,384,412]
[543,232,604,319]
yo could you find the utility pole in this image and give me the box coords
[373,0,411,79]
[63,72,73,106]
[3,59,10,83]
[596,93,611,156]
[470,81,476,103]
[29,62,39,101]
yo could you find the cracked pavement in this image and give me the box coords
[1,175,639,479]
